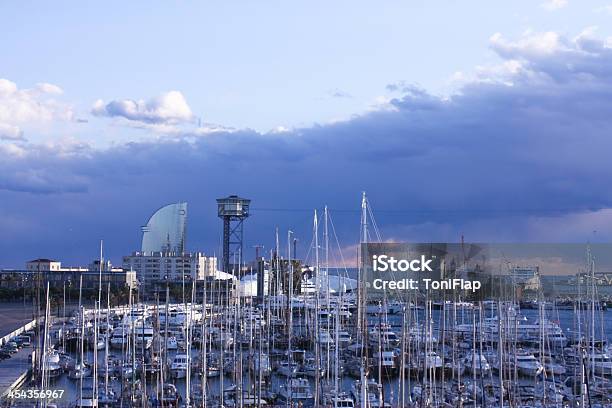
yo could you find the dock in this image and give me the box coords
[0,310,37,399]
[0,346,33,398]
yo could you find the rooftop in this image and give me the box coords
[27,258,58,263]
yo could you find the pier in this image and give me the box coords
[0,346,33,398]
[0,316,36,400]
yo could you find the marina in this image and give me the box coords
[1,291,610,407]
[3,0,612,406]
[0,197,611,408]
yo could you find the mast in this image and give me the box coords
[79,304,85,404]
[399,303,406,407]
[589,246,595,381]
[323,205,332,388]
[98,240,104,314]
[105,283,110,399]
[185,280,195,407]
[357,192,368,339]
[286,229,295,408]
[93,301,98,402]
[334,289,340,399]
[41,282,50,393]
[162,283,169,405]
[313,210,321,407]
[497,300,504,407]
[201,269,207,408]
[94,240,103,403]
[78,275,84,404]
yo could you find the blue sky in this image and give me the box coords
[1,1,612,268]
[3,0,611,135]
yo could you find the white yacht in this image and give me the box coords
[166,336,178,350]
[302,356,325,378]
[317,330,335,347]
[463,353,491,376]
[276,360,299,377]
[325,392,355,408]
[372,350,398,375]
[45,351,63,379]
[590,352,612,376]
[252,353,272,377]
[408,326,438,344]
[541,355,566,376]
[68,362,92,380]
[278,377,314,406]
[109,329,128,349]
[351,379,390,408]
[134,325,154,349]
[513,351,544,377]
[407,351,444,372]
[170,354,190,379]
[368,325,400,348]
[337,331,352,347]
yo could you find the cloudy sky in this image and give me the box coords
[1,1,612,269]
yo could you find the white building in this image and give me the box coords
[26,258,89,272]
[510,266,541,291]
[20,258,136,290]
[88,259,123,272]
[26,258,62,272]
[122,251,217,284]
[141,202,187,253]
[239,270,269,297]
[511,266,539,283]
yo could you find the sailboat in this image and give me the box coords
[277,377,314,406]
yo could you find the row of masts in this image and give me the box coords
[26,192,611,407]
[31,276,610,407]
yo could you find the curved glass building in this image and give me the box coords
[141,202,187,253]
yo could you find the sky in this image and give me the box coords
[2,1,612,269]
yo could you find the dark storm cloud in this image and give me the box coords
[2,30,612,267]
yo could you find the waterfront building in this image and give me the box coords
[1,258,137,291]
[141,202,187,253]
[88,259,120,272]
[122,251,217,287]
[511,266,540,284]
[123,202,224,297]
[26,259,63,272]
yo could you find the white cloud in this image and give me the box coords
[0,78,73,144]
[35,83,63,95]
[490,31,565,57]
[483,29,612,88]
[541,0,568,11]
[0,123,24,141]
[595,5,612,15]
[0,78,73,130]
[0,142,26,158]
[92,90,194,125]
[0,79,18,95]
